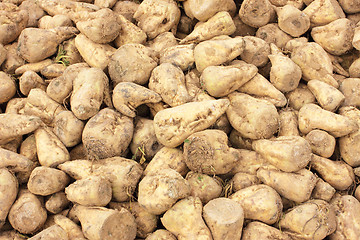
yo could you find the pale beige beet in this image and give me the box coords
[203,198,244,240]
[138,168,190,215]
[230,184,283,224]
[27,166,69,196]
[74,205,137,240]
[161,197,212,239]
[226,92,279,140]
[153,99,230,147]
[184,129,240,175]
[279,199,336,240]
[8,189,47,234]
[330,195,360,239]
[0,168,18,229]
[252,136,312,172]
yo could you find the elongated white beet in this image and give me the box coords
[298,103,358,137]
[252,136,312,172]
[161,197,212,239]
[154,99,230,147]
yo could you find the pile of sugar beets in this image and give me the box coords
[1,0,360,239]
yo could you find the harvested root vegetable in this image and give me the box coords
[35,127,70,167]
[17,27,79,63]
[226,92,280,139]
[45,192,70,214]
[252,136,312,172]
[305,129,336,158]
[73,205,137,240]
[0,147,34,173]
[0,71,16,104]
[242,221,291,240]
[114,14,147,48]
[203,198,244,240]
[239,0,274,28]
[161,197,212,239]
[193,36,245,72]
[82,108,133,159]
[240,36,270,67]
[201,63,257,97]
[138,168,190,215]
[146,32,178,57]
[256,23,293,49]
[27,166,69,196]
[153,99,229,147]
[339,107,360,167]
[144,147,188,176]
[0,168,18,229]
[238,73,287,107]
[149,63,192,107]
[28,224,68,240]
[0,3,28,45]
[8,189,47,234]
[230,172,260,192]
[228,149,268,175]
[286,83,316,110]
[3,42,26,74]
[46,62,88,104]
[339,78,360,107]
[130,117,163,161]
[298,103,358,137]
[70,68,107,120]
[113,82,162,118]
[108,44,157,86]
[65,175,112,206]
[279,199,336,240]
[19,71,46,96]
[183,129,240,175]
[180,11,236,44]
[74,34,116,70]
[291,42,338,87]
[73,8,120,44]
[339,0,360,13]
[134,0,181,39]
[310,154,355,190]
[185,172,222,204]
[330,195,360,239]
[276,5,310,37]
[24,88,65,125]
[59,157,143,202]
[307,80,345,112]
[110,202,158,238]
[311,18,354,55]
[38,14,73,29]
[183,0,236,22]
[230,184,283,224]
[311,178,336,202]
[0,113,42,145]
[160,44,195,71]
[53,110,84,148]
[268,50,302,92]
[35,0,99,21]
[53,214,86,240]
[278,108,299,137]
[257,168,317,203]
[303,0,345,27]
[0,44,6,66]
[14,58,53,76]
